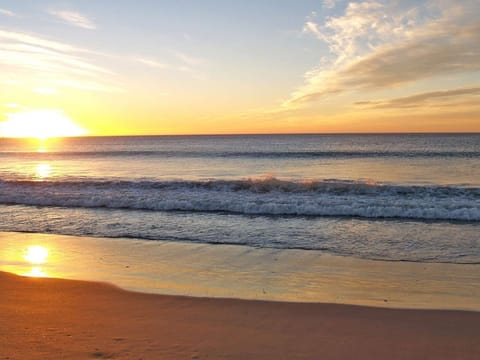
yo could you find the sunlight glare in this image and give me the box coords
[36,138,48,153]
[24,245,49,265]
[35,163,51,179]
[25,266,48,278]
[0,109,87,139]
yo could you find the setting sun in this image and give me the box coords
[0,110,87,139]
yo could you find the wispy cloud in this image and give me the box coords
[355,87,480,109]
[4,103,21,109]
[302,21,322,38]
[0,29,89,53]
[55,79,124,93]
[49,10,96,30]
[322,0,338,9]
[0,8,15,17]
[173,51,204,66]
[0,35,111,76]
[287,1,480,108]
[135,50,207,80]
[134,57,168,69]
[33,87,58,95]
[0,29,121,93]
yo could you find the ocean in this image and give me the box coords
[1,133,478,266]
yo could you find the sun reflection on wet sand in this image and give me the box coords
[25,266,48,278]
[24,245,49,264]
[0,232,479,310]
[22,245,49,277]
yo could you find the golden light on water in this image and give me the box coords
[35,163,51,179]
[37,140,47,153]
[24,245,49,265]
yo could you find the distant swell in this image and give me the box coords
[2,150,480,159]
[0,177,479,221]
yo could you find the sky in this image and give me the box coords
[0,0,479,136]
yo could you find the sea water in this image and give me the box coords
[0,134,479,264]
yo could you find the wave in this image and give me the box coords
[0,177,479,221]
[2,150,480,159]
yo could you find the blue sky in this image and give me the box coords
[0,0,479,135]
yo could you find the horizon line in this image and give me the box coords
[1,131,479,139]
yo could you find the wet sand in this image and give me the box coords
[1,271,479,359]
[2,232,479,311]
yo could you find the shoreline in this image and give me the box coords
[1,270,480,359]
[1,231,479,311]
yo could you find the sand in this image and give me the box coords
[1,271,479,359]
[3,231,480,311]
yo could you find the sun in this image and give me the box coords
[0,109,87,139]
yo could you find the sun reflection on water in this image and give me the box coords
[35,163,51,179]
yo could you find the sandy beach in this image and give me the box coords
[1,271,479,360]
[2,0,480,358]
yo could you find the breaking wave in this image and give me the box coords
[1,177,478,221]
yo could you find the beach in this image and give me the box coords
[2,0,480,357]
[2,270,479,360]
[1,134,479,358]
[1,231,479,359]
[2,232,479,310]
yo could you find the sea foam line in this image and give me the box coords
[1,177,479,221]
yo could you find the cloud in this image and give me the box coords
[134,57,168,69]
[323,0,338,9]
[0,29,120,92]
[0,29,89,53]
[0,36,111,76]
[49,10,96,30]
[173,51,205,66]
[0,8,15,17]
[56,79,124,93]
[338,23,480,89]
[135,51,207,80]
[302,21,322,38]
[4,103,21,109]
[355,87,480,109]
[287,1,480,108]
[33,87,58,95]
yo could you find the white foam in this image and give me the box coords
[1,178,479,221]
